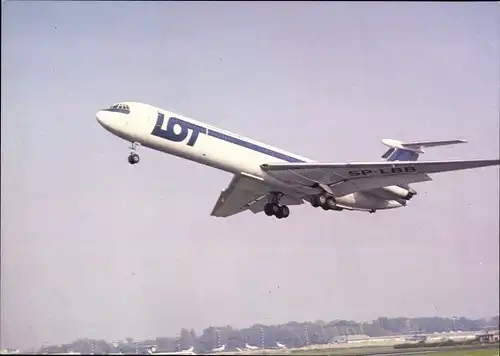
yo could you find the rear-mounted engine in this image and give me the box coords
[380,185,416,200]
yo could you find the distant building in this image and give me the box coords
[346,334,371,342]
[405,334,427,342]
[475,330,499,343]
[330,336,347,344]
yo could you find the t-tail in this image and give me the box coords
[381,138,468,162]
[379,138,468,198]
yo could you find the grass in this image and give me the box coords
[285,346,395,355]
[430,349,499,356]
[275,343,500,356]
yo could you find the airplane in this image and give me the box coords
[244,344,260,350]
[210,345,226,353]
[148,346,196,355]
[275,342,287,349]
[96,102,500,219]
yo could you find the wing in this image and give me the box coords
[261,159,499,197]
[210,172,303,217]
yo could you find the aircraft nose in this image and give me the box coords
[96,110,112,128]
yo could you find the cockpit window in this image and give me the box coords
[104,103,130,114]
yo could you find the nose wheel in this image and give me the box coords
[128,142,141,165]
[128,153,140,164]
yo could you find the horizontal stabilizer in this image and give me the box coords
[381,138,467,163]
[381,138,467,154]
[403,139,468,148]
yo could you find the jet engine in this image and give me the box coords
[380,185,416,200]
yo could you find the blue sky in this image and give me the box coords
[1,1,499,350]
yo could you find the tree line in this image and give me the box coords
[39,315,499,354]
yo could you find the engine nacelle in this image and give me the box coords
[380,185,416,200]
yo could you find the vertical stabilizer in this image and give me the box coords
[380,138,467,192]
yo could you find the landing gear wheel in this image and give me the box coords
[264,203,275,216]
[312,194,337,210]
[128,141,141,165]
[264,203,280,216]
[264,203,290,219]
[128,153,140,164]
[325,196,336,209]
[279,205,290,218]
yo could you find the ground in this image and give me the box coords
[266,344,500,356]
[430,349,499,356]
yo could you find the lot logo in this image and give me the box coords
[151,112,206,147]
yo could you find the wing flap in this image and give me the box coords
[211,172,304,217]
[211,173,270,217]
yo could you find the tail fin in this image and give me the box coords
[380,138,467,162]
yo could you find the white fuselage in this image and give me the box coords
[210,345,226,352]
[244,344,259,350]
[96,102,402,211]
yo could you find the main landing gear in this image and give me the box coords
[128,142,140,165]
[264,192,290,219]
[310,193,341,211]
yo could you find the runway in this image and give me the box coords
[225,342,499,356]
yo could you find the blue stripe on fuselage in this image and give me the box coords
[206,129,304,163]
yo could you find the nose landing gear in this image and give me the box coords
[128,142,141,165]
[128,153,140,164]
